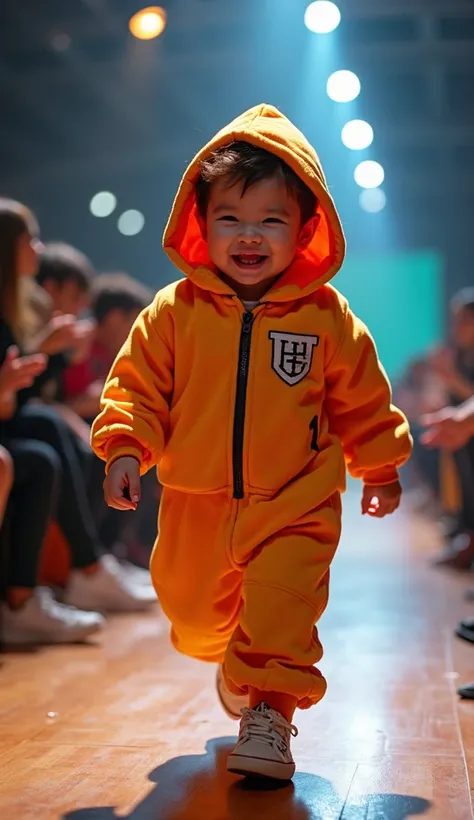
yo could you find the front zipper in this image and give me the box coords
[232,310,254,499]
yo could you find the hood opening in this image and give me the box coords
[163,104,346,300]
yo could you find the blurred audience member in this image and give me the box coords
[395,358,446,498]
[36,241,93,317]
[62,273,160,570]
[422,290,474,568]
[430,288,474,406]
[0,199,156,624]
[63,272,152,421]
[0,344,104,644]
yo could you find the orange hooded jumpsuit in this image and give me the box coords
[91,105,412,709]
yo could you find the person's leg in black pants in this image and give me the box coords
[5,404,103,569]
[1,437,105,644]
[5,439,59,591]
[4,405,156,614]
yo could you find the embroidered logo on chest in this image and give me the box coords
[269,331,319,386]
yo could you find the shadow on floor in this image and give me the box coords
[62,737,431,820]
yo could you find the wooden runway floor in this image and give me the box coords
[1,488,474,819]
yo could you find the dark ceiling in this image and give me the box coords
[1,0,473,290]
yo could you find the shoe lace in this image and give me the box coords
[239,707,298,748]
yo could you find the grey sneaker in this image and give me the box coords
[227,702,298,781]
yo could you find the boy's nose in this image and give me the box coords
[238,226,262,243]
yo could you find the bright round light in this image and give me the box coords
[327,70,361,103]
[354,161,385,189]
[129,7,167,40]
[51,33,71,52]
[118,210,145,236]
[341,120,374,151]
[304,1,341,34]
[359,188,387,213]
[89,191,117,218]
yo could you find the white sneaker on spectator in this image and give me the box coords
[227,702,298,781]
[1,587,104,645]
[64,554,157,613]
[119,560,154,588]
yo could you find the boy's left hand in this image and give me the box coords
[361,481,402,518]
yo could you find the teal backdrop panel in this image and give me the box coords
[333,250,444,380]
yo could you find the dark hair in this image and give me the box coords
[195,141,318,225]
[451,287,474,314]
[0,198,39,331]
[92,273,152,323]
[36,242,94,293]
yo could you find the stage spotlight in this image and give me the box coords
[327,70,361,103]
[89,191,117,218]
[129,7,167,40]
[359,188,387,213]
[118,210,145,236]
[304,2,341,34]
[341,120,374,151]
[354,161,385,189]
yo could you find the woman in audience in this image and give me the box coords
[0,347,104,643]
[0,198,156,620]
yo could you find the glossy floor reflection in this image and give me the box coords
[1,487,473,819]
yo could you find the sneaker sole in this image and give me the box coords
[227,753,295,781]
[2,623,103,645]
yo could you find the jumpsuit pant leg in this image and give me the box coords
[224,494,341,710]
[150,489,341,709]
[150,489,243,664]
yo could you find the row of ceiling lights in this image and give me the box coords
[304,2,386,213]
[127,4,386,214]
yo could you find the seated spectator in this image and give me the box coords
[422,396,474,696]
[0,198,156,620]
[62,272,152,421]
[423,289,474,568]
[395,358,447,503]
[0,346,104,643]
[62,273,160,568]
[36,241,93,318]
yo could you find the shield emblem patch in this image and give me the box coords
[269,331,319,386]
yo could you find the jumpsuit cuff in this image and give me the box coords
[362,466,400,486]
[105,442,144,474]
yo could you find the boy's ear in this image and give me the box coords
[196,210,207,239]
[297,214,320,251]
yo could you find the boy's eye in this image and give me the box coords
[263,217,285,224]
[217,215,238,222]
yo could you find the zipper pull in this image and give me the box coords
[242,311,254,333]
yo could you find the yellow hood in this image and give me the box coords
[163,104,346,301]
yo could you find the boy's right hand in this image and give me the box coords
[104,456,141,511]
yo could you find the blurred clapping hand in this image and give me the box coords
[29,313,96,362]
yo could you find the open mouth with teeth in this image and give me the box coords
[231,254,268,268]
